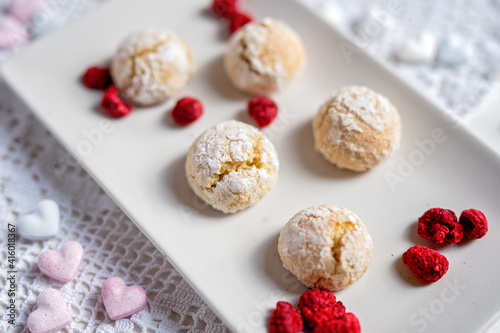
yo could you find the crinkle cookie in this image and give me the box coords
[313,86,401,171]
[185,120,279,213]
[111,28,194,106]
[224,18,306,95]
[278,204,373,291]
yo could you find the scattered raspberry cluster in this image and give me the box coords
[269,289,361,333]
[403,207,488,284]
[417,207,488,244]
[82,66,204,124]
[81,66,134,119]
[212,0,254,34]
[82,65,279,127]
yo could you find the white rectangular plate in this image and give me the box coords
[3,0,500,332]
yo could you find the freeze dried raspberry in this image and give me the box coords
[312,313,361,333]
[402,245,449,284]
[269,301,303,333]
[82,66,112,90]
[101,86,133,118]
[299,289,346,328]
[248,96,278,128]
[212,0,238,19]
[229,11,253,34]
[171,97,203,126]
[417,208,463,244]
[459,209,488,240]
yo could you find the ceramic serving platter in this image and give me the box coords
[3,0,500,332]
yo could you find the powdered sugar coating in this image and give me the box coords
[313,86,401,171]
[224,18,306,95]
[111,28,194,106]
[278,204,373,291]
[186,120,279,213]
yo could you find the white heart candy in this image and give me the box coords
[32,15,66,37]
[354,8,395,39]
[18,199,60,240]
[437,35,473,66]
[396,32,437,65]
[319,1,344,26]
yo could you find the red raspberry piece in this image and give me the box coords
[269,301,303,333]
[312,313,361,333]
[248,96,278,128]
[101,86,133,118]
[299,289,346,328]
[402,245,449,284]
[417,208,463,244]
[171,97,203,126]
[82,66,112,90]
[459,209,488,240]
[212,0,238,19]
[229,11,253,34]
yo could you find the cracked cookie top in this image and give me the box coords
[224,18,306,95]
[111,28,194,106]
[278,204,373,291]
[185,120,279,213]
[313,86,401,172]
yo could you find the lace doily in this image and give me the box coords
[0,80,227,332]
[1,0,499,332]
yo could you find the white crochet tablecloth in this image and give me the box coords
[0,0,499,332]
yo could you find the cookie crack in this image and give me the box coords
[208,137,264,188]
[329,221,355,272]
[126,37,172,90]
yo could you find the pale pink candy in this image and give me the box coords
[101,277,147,320]
[27,288,71,333]
[38,241,84,282]
[9,0,45,22]
[0,16,29,49]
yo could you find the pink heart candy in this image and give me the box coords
[38,241,84,282]
[27,288,71,333]
[9,0,45,22]
[0,16,29,49]
[101,277,147,320]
